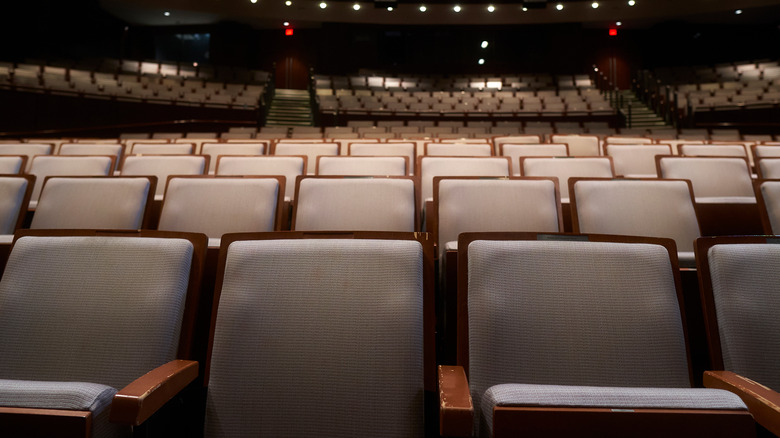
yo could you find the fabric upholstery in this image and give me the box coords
[467,240,690,425]
[294,178,415,232]
[30,177,150,230]
[0,236,193,391]
[0,176,29,234]
[437,178,560,257]
[760,181,780,233]
[201,143,265,173]
[273,143,339,174]
[349,143,416,173]
[59,143,123,162]
[550,135,600,156]
[707,244,780,391]
[216,156,304,201]
[521,157,614,201]
[658,157,755,201]
[573,179,700,252]
[158,177,279,240]
[0,143,52,171]
[606,144,671,177]
[425,143,492,156]
[679,144,747,158]
[753,145,780,159]
[205,239,424,437]
[419,157,510,208]
[480,384,746,437]
[501,144,568,175]
[759,158,780,179]
[317,156,407,176]
[0,156,25,174]
[29,156,114,205]
[121,155,206,198]
[129,143,193,155]
[0,379,116,412]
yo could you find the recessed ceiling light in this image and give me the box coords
[616,21,622,26]
[481,40,489,48]
[594,67,599,72]
[163,11,171,16]
[319,2,326,8]
[487,5,495,12]
[478,59,485,65]
[353,3,360,10]
[285,0,292,5]
[556,4,564,11]
[387,6,393,10]
[628,0,635,5]
[592,2,599,8]
[250,0,258,3]
[419,5,427,11]
[193,62,199,67]
[283,21,290,26]
[522,7,528,11]
[735,9,743,14]
[453,5,461,12]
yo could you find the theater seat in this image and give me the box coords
[439,233,753,438]
[696,236,780,436]
[0,230,207,438]
[203,232,434,437]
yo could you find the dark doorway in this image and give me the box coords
[276,56,309,90]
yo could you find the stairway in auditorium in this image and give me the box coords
[265,89,313,126]
[616,90,669,129]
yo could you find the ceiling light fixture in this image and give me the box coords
[522,7,528,11]
[250,0,258,3]
[478,59,485,65]
[616,21,622,26]
[353,3,360,10]
[283,21,290,26]
[387,6,393,10]
[163,11,171,16]
[592,2,599,8]
[556,4,563,11]
[319,1,327,8]
[735,9,743,14]
[487,5,495,12]
[628,0,635,5]
[419,5,427,11]
[453,5,462,12]
[285,0,292,5]
[481,40,489,48]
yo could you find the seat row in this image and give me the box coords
[1,229,778,437]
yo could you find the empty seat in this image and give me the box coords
[31,176,155,230]
[128,142,194,155]
[0,230,206,438]
[656,156,754,202]
[605,144,673,178]
[0,175,34,235]
[550,134,601,156]
[696,236,780,436]
[215,155,305,205]
[677,144,748,159]
[571,178,701,266]
[417,156,512,211]
[158,176,283,246]
[499,143,568,175]
[292,176,417,232]
[120,155,208,200]
[348,142,417,174]
[272,143,339,174]
[755,179,780,233]
[604,136,654,145]
[316,156,408,176]
[58,143,125,171]
[520,157,615,201]
[28,155,115,208]
[756,157,780,179]
[438,232,751,437]
[0,156,27,174]
[200,142,266,173]
[203,232,433,437]
[0,143,53,172]
[423,143,493,157]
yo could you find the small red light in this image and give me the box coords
[609,28,617,36]
[285,28,294,36]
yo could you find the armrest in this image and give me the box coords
[109,359,198,426]
[439,365,474,437]
[704,370,780,436]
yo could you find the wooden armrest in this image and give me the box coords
[109,359,198,426]
[704,370,780,436]
[439,365,474,437]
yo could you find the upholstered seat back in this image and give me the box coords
[706,243,780,391]
[316,156,408,176]
[31,177,151,230]
[158,177,281,239]
[205,238,425,437]
[200,143,266,173]
[500,144,568,175]
[605,144,672,177]
[216,156,304,201]
[0,156,26,174]
[121,155,207,198]
[466,239,690,417]
[657,156,754,200]
[521,157,614,200]
[29,155,114,205]
[419,156,511,209]
[0,176,31,234]
[0,236,194,391]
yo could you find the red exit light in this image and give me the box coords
[609,28,617,36]
[285,28,294,36]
